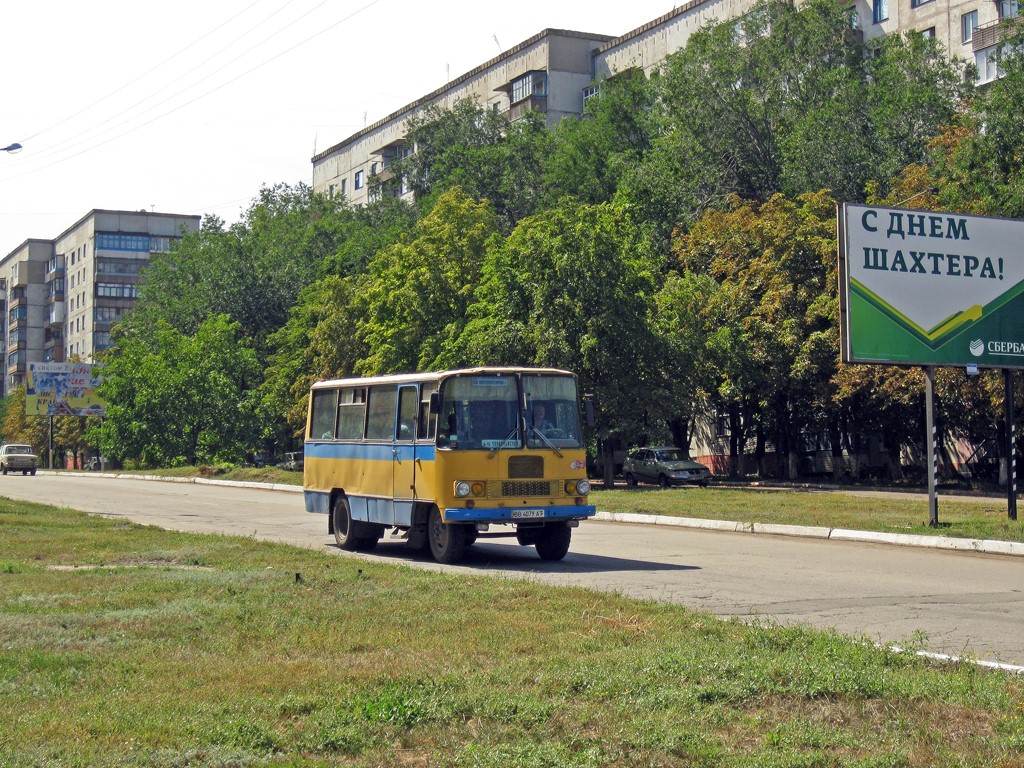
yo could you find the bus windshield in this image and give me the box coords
[436,372,583,451]
[523,374,583,449]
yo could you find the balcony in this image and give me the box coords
[507,95,548,122]
[974,15,1021,51]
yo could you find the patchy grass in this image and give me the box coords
[1,497,1023,766]
[592,486,1024,543]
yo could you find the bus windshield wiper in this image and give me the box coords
[487,428,520,459]
[531,426,563,458]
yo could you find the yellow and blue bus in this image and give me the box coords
[304,367,595,564]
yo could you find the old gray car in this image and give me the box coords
[0,443,38,476]
[622,446,710,488]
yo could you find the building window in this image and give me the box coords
[96,282,138,299]
[873,0,889,22]
[340,178,347,196]
[910,0,934,7]
[583,84,600,108]
[921,26,936,37]
[96,233,151,252]
[1001,0,1019,18]
[354,170,364,190]
[370,161,379,176]
[962,10,979,42]
[975,45,1004,84]
[97,258,143,275]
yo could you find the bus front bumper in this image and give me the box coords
[443,504,596,524]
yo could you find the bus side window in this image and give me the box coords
[336,388,366,439]
[366,386,398,441]
[309,388,339,440]
[397,386,417,441]
[418,400,437,441]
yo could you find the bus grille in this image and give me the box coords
[492,480,555,498]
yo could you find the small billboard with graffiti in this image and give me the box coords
[25,363,106,417]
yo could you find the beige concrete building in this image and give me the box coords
[312,0,1017,205]
[312,28,615,207]
[1,210,200,394]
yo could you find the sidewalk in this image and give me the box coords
[71,470,1024,559]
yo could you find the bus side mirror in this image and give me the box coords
[584,398,596,428]
[429,392,440,415]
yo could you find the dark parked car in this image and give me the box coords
[622,446,710,488]
[277,452,304,472]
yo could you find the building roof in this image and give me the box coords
[53,208,201,244]
[596,0,713,55]
[311,28,614,163]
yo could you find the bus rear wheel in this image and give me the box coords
[428,506,468,564]
[535,522,571,561]
[332,496,378,552]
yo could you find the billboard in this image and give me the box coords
[25,363,106,417]
[839,204,1024,368]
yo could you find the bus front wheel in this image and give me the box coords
[332,496,378,552]
[428,507,468,564]
[535,523,571,561]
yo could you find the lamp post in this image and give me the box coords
[2,142,23,153]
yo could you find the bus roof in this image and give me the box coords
[310,367,576,391]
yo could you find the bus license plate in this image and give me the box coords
[511,509,546,519]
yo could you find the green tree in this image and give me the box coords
[385,98,553,227]
[651,271,721,454]
[674,191,839,478]
[356,187,499,375]
[0,388,48,456]
[627,0,965,247]
[98,315,260,467]
[905,27,1024,219]
[544,70,659,206]
[132,183,356,348]
[262,275,367,441]
[457,197,661,486]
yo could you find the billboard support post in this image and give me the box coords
[925,366,939,527]
[48,416,53,470]
[1007,369,1018,521]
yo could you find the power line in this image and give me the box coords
[0,0,386,183]
[15,0,268,146]
[8,0,302,169]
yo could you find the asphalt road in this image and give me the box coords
[4,473,1023,668]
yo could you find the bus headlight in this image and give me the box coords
[566,479,591,495]
[454,481,473,498]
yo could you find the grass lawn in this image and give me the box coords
[2,496,1024,767]
[591,486,1024,543]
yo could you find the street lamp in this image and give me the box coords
[2,142,23,153]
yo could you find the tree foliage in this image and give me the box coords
[98,315,260,467]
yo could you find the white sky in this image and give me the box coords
[0,0,677,257]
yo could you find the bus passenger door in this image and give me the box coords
[394,386,418,521]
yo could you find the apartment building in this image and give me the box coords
[1,210,201,394]
[312,28,615,207]
[311,0,1019,203]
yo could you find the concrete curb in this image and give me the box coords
[46,472,1023,558]
[593,510,1024,558]
[65,471,303,494]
